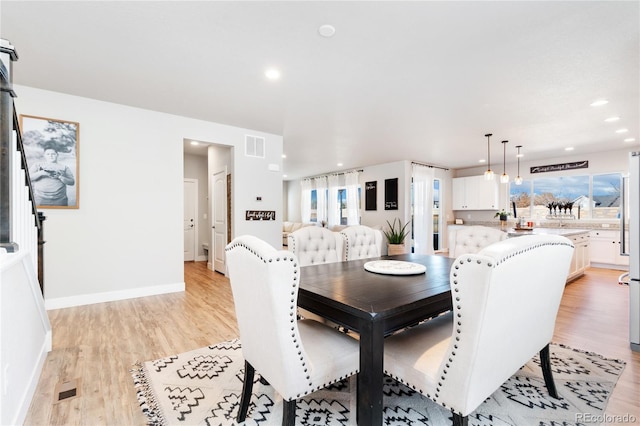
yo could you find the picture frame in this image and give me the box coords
[384,178,398,210]
[19,115,79,209]
[365,180,377,211]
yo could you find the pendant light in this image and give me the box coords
[500,140,509,183]
[484,133,494,180]
[514,145,523,185]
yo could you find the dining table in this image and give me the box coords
[297,253,455,426]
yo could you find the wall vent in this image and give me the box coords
[245,135,265,158]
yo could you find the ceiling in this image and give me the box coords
[2,1,638,180]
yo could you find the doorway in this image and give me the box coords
[184,178,198,261]
[212,168,227,273]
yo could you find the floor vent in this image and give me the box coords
[54,378,81,403]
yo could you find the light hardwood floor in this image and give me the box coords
[24,263,640,425]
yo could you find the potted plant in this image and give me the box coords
[383,218,410,255]
[494,209,511,230]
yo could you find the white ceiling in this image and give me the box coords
[2,1,638,180]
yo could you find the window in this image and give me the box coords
[310,187,361,225]
[433,179,440,250]
[533,175,589,218]
[310,189,318,222]
[592,173,622,219]
[510,180,532,219]
[338,189,347,225]
[509,172,622,220]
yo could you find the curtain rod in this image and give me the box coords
[411,161,449,171]
[304,169,364,180]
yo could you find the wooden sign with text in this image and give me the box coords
[245,210,276,221]
[530,161,588,174]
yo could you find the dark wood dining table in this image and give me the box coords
[297,253,455,426]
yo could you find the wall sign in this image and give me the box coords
[530,161,588,174]
[245,210,276,220]
[384,178,398,210]
[365,181,377,211]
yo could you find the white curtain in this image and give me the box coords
[345,171,360,225]
[301,179,312,223]
[314,176,328,225]
[412,164,435,254]
[327,174,340,228]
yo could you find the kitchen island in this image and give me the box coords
[508,227,590,282]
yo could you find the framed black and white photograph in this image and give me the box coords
[20,115,79,209]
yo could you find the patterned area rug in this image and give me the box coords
[131,340,625,426]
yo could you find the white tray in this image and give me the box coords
[364,260,426,275]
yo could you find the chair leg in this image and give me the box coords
[282,399,296,426]
[453,412,468,426]
[237,360,255,423]
[540,344,559,399]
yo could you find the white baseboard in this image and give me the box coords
[44,282,185,310]
[589,262,628,271]
[12,329,51,426]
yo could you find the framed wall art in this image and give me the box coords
[365,180,377,211]
[385,178,398,210]
[19,115,79,209]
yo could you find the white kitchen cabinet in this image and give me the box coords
[452,176,499,210]
[567,232,590,282]
[589,230,629,269]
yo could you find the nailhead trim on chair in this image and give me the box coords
[226,240,359,400]
[384,240,575,417]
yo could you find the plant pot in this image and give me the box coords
[388,243,407,256]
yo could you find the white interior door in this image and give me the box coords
[212,169,227,273]
[184,179,197,261]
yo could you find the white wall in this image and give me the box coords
[0,251,51,425]
[184,153,208,260]
[15,85,283,308]
[285,161,413,228]
[359,161,412,228]
[283,160,455,253]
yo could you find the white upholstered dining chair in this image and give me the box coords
[340,225,384,260]
[449,225,507,258]
[383,234,574,426]
[287,226,345,265]
[225,235,360,426]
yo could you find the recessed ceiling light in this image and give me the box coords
[624,138,636,143]
[190,141,200,146]
[318,24,336,38]
[604,116,620,122]
[615,128,629,134]
[479,159,486,163]
[283,174,288,178]
[265,68,280,80]
[565,147,574,151]
[282,154,287,159]
[590,99,608,107]
[337,163,343,167]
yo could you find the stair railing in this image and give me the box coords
[1,39,45,294]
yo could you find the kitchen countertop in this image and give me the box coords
[506,227,590,237]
